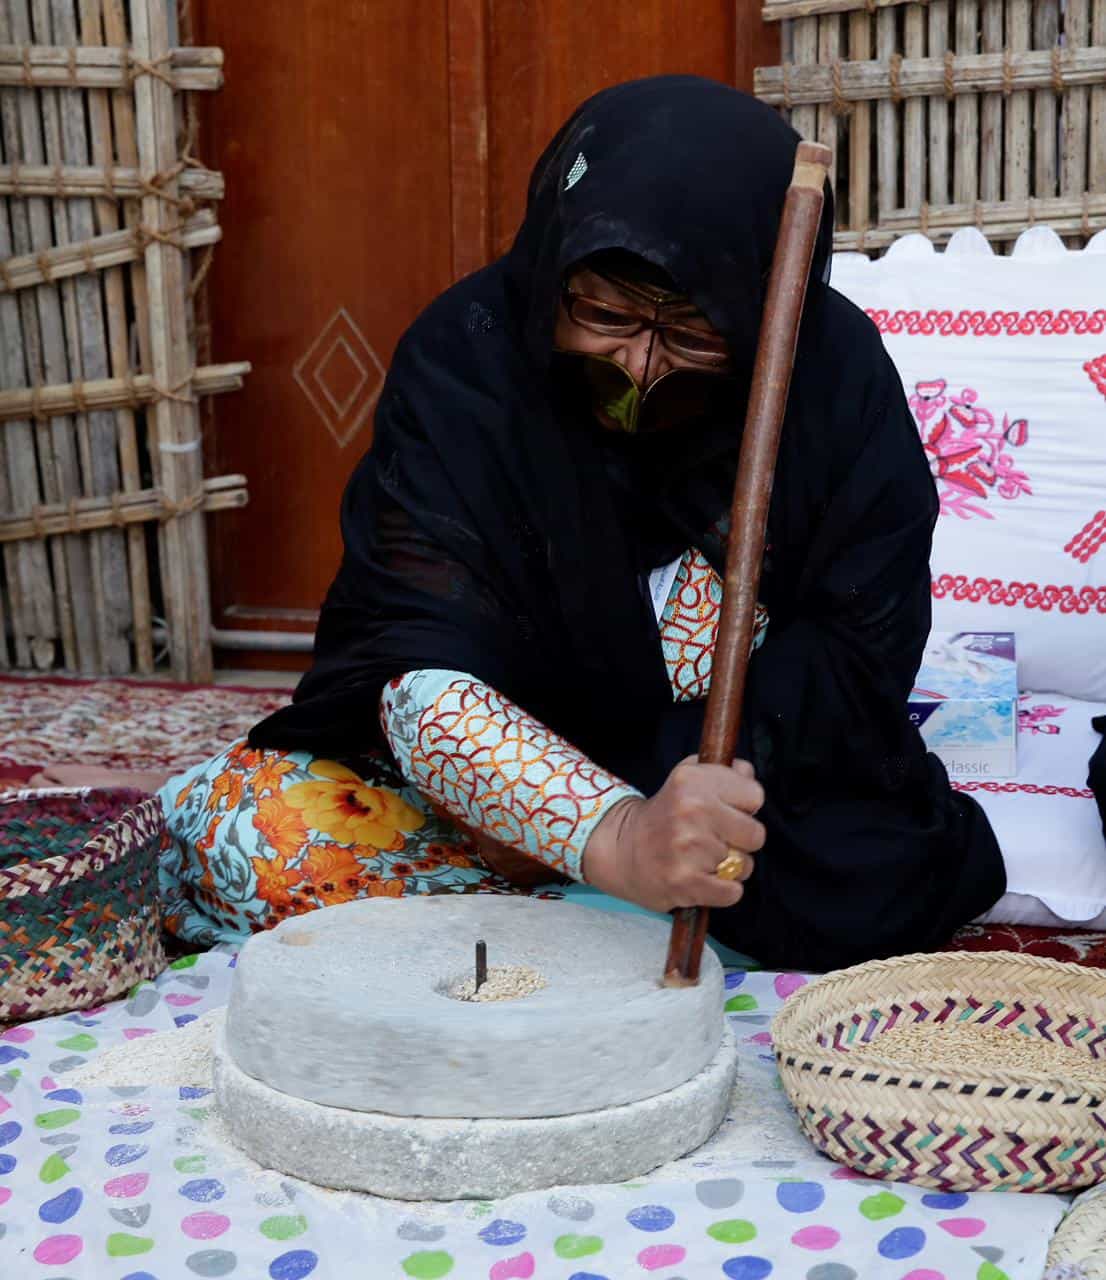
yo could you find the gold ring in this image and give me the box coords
[716,850,745,881]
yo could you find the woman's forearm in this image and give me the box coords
[380,669,642,880]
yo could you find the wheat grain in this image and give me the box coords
[864,1020,1106,1087]
[446,964,547,1003]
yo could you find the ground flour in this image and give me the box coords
[63,1008,224,1088]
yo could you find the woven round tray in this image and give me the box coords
[1045,1186,1106,1279]
[0,787,166,1022]
[773,951,1106,1193]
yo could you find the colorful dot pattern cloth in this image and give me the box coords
[0,951,1069,1278]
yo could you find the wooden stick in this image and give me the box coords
[49,0,129,674]
[979,0,1003,204]
[0,193,23,666]
[0,448,13,663]
[103,0,159,662]
[1092,0,1106,195]
[0,162,222,198]
[0,362,249,421]
[1034,0,1061,201]
[790,17,819,140]
[847,9,871,235]
[35,0,110,672]
[953,0,979,205]
[0,43,222,89]
[101,0,154,478]
[754,45,1106,104]
[0,10,47,668]
[0,474,247,543]
[662,141,831,988]
[831,192,1106,248]
[6,0,84,670]
[902,4,925,214]
[1061,0,1090,246]
[764,0,915,18]
[1005,0,1031,223]
[927,1,950,207]
[816,14,840,195]
[80,0,151,672]
[132,0,213,682]
[875,5,897,218]
[0,209,219,290]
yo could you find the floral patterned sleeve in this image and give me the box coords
[379,670,642,882]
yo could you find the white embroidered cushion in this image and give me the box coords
[965,694,1106,925]
[832,229,1106,702]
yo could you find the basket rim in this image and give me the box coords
[772,949,1106,1100]
[0,791,163,889]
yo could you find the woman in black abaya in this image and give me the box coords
[160,76,1004,969]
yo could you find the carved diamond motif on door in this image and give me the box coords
[293,308,385,447]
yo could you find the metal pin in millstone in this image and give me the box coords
[475,939,487,994]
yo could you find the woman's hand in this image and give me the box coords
[582,757,764,913]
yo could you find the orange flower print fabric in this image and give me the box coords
[158,741,513,947]
[283,760,423,849]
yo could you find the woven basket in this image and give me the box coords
[1045,1186,1106,1279]
[0,788,166,1021]
[773,951,1106,1193]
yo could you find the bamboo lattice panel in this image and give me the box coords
[758,0,1106,250]
[0,0,247,680]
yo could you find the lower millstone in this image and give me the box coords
[213,1023,739,1200]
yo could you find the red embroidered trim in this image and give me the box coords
[867,309,1106,337]
[1086,354,1106,399]
[932,574,1106,614]
[953,781,1096,799]
[1066,511,1106,564]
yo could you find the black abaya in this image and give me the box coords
[252,76,1004,970]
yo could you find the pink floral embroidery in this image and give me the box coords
[908,379,1031,520]
[1018,696,1066,736]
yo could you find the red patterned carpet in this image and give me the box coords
[0,674,289,786]
[943,921,1106,968]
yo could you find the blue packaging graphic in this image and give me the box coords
[908,632,1017,780]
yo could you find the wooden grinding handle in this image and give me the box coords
[662,141,832,988]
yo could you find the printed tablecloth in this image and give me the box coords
[0,951,1067,1279]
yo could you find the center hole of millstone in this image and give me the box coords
[442,964,548,1003]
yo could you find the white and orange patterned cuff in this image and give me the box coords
[658,548,768,702]
[380,670,641,882]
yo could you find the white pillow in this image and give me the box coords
[832,229,1106,702]
[959,692,1106,925]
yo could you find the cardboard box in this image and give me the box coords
[908,632,1017,781]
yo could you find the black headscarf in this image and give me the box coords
[253,77,1004,969]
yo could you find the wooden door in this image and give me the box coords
[196,0,778,670]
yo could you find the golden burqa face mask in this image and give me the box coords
[555,255,734,434]
[566,351,737,435]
